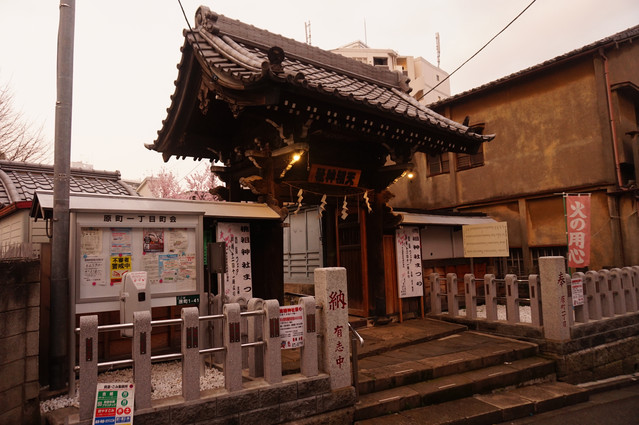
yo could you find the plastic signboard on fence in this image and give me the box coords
[93,383,134,425]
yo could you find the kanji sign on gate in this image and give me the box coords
[565,194,591,268]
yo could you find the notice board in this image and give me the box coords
[74,212,200,304]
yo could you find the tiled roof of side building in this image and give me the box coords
[149,6,493,155]
[429,24,639,108]
[0,160,138,207]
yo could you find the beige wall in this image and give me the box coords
[390,40,639,271]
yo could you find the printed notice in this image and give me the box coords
[143,229,165,253]
[93,383,134,425]
[462,222,509,258]
[81,255,106,286]
[280,305,305,349]
[141,253,160,284]
[571,276,585,306]
[110,255,132,285]
[158,254,179,283]
[110,228,132,254]
[81,228,102,255]
[167,228,188,253]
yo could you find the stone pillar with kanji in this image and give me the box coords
[539,256,571,341]
[314,267,351,389]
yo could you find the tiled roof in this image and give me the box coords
[430,24,639,108]
[150,7,493,158]
[0,161,138,207]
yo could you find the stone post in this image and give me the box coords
[300,296,318,377]
[79,315,98,421]
[622,267,638,312]
[223,303,243,391]
[446,273,459,316]
[262,299,282,384]
[463,274,476,319]
[181,307,200,401]
[484,274,497,321]
[505,274,520,323]
[599,270,615,317]
[429,273,441,314]
[315,267,351,390]
[610,269,626,314]
[247,298,264,378]
[585,271,603,320]
[133,311,152,409]
[528,274,542,326]
[539,257,571,341]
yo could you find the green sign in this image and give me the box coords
[176,294,200,305]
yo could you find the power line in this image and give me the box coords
[418,0,537,102]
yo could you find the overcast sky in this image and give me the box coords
[0,0,637,182]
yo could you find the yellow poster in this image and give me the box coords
[110,255,132,285]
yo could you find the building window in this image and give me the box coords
[456,145,484,170]
[427,153,449,176]
[373,57,388,67]
[495,248,524,277]
[530,246,567,274]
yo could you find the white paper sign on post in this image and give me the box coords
[279,305,305,349]
[571,276,584,306]
[216,222,253,299]
[395,226,424,298]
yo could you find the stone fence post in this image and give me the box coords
[315,267,351,390]
[484,274,497,321]
[446,273,459,316]
[133,310,152,409]
[79,315,98,421]
[464,274,477,319]
[539,257,571,341]
[182,307,200,401]
[429,273,441,314]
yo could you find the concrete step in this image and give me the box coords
[357,331,539,396]
[354,381,589,425]
[354,356,556,421]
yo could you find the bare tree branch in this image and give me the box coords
[0,83,52,163]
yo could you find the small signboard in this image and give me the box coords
[395,226,424,298]
[308,164,361,187]
[93,383,134,425]
[279,305,305,349]
[571,276,585,306]
[176,294,200,305]
[462,222,509,258]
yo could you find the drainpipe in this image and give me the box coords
[598,48,623,188]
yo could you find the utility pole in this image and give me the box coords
[51,0,75,391]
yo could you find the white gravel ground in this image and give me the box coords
[40,361,224,414]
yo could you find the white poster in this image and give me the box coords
[81,255,106,286]
[216,222,252,299]
[279,305,305,349]
[395,226,424,298]
[571,276,585,306]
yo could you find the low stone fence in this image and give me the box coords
[71,267,356,424]
[428,257,639,382]
[0,259,41,425]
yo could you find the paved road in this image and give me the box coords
[497,381,639,425]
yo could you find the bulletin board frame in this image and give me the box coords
[71,211,204,313]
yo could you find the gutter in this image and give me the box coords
[599,48,624,188]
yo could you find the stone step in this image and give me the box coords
[354,356,556,421]
[354,381,588,425]
[357,331,539,396]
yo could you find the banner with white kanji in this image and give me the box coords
[565,194,591,268]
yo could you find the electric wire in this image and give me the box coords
[418,0,538,102]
